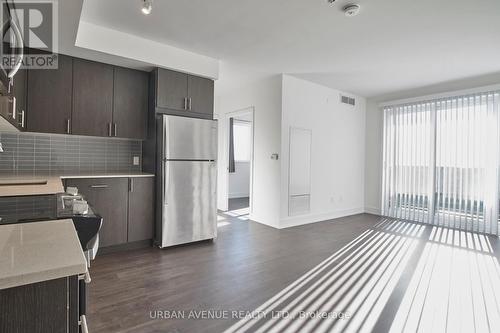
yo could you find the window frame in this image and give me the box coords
[232,119,252,163]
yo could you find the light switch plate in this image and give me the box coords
[133,156,140,165]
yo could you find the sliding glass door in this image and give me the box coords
[382,91,500,235]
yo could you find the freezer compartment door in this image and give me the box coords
[163,115,217,160]
[161,160,217,247]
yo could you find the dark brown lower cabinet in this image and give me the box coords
[65,177,154,249]
[0,276,79,333]
[66,178,129,247]
[128,177,155,242]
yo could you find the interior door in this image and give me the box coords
[161,160,217,247]
[288,127,312,216]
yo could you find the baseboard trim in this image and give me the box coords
[248,214,280,229]
[364,207,382,215]
[98,239,152,255]
[279,207,365,229]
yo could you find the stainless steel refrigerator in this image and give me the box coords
[156,115,218,248]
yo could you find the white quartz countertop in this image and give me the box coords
[60,172,155,179]
[0,176,64,197]
[0,220,87,290]
[0,173,154,197]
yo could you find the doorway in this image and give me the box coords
[225,108,254,216]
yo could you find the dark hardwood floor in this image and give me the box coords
[228,197,249,211]
[88,213,379,332]
[88,213,500,333]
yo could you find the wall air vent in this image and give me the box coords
[340,95,355,106]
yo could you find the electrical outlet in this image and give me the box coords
[133,156,140,166]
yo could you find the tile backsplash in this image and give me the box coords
[0,132,142,176]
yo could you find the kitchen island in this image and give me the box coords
[0,219,87,333]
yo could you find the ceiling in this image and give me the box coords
[80,0,500,97]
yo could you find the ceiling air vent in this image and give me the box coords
[340,95,356,106]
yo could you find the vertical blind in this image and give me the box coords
[382,91,500,235]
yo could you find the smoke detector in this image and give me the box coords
[343,4,360,17]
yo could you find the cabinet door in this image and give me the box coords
[0,276,78,333]
[128,177,154,242]
[113,67,148,139]
[72,59,114,137]
[187,75,214,117]
[27,54,73,134]
[156,68,188,111]
[0,72,26,131]
[66,178,128,247]
[11,68,27,129]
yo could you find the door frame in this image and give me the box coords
[221,107,255,213]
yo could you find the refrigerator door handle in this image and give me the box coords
[163,160,169,205]
[162,115,168,205]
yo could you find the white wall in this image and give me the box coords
[280,75,366,228]
[229,161,250,198]
[215,74,282,228]
[364,99,384,215]
[76,21,219,79]
[364,73,500,215]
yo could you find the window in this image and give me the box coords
[233,120,252,162]
[382,91,500,235]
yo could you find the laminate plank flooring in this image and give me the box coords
[228,197,249,211]
[88,213,500,333]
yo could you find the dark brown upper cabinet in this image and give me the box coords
[154,68,214,119]
[187,75,214,116]
[11,69,27,129]
[113,67,149,140]
[27,54,73,134]
[0,69,27,131]
[72,58,114,137]
[155,68,188,111]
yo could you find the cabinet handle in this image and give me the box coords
[90,184,108,189]
[18,110,25,128]
[65,119,71,134]
[78,271,91,284]
[183,97,188,110]
[79,315,89,333]
[188,98,192,110]
[114,123,117,137]
[8,97,16,119]
[108,123,112,137]
[129,178,134,192]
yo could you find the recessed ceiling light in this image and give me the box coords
[141,0,152,15]
[343,4,360,17]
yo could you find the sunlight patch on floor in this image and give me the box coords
[225,207,250,217]
[390,228,500,333]
[223,219,500,333]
